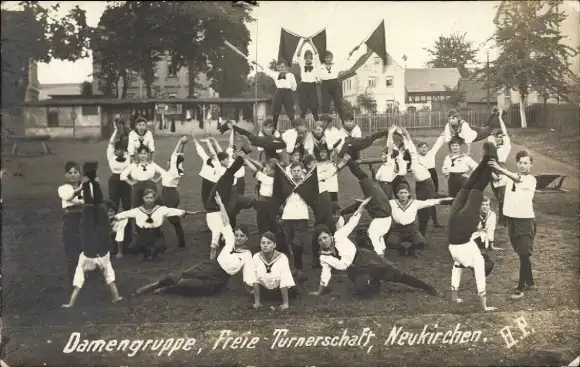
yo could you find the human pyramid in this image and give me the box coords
[57,38,538,313]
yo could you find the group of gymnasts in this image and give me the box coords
[57,97,539,311]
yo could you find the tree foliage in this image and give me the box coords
[482,0,578,103]
[425,33,479,78]
[357,91,377,115]
[241,72,277,99]
[79,81,93,96]
[1,2,92,107]
[92,1,255,98]
[444,84,467,107]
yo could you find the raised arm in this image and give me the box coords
[335,197,370,237]
[109,125,119,146]
[210,137,224,153]
[202,139,218,157]
[173,136,188,156]
[215,192,230,229]
[498,108,508,136]
[386,125,397,155]
[192,135,210,161]
[429,134,445,156]
[228,129,235,149]
[242,155,259,173]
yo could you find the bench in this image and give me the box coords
[10,135,52,156]
[535,173,568,193]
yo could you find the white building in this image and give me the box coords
[340,48,461,113]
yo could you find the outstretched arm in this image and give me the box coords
[192,135,210,161]
[173,136,188,156]
[210,137,224,153]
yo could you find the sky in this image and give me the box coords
[3,1,503,84]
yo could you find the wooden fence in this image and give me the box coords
[261,105,578,133]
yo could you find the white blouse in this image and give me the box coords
[317,162,339,193]
[471,210,497,244]
[282,129,299,154]
[339,125,362,139]
[127,130,155,156]
[407,143,432,182]
[161,153,183,188]
[106,145,130,174]
[253,252,295,289]
[376,155,407,183]
[120,162,165,183]
[293,52,319,84]
[487,134,512,164]
[319,212,361,287]
[389,199,440,226]
[111,218,129,242]
[255,171,274,197]
[503,174,536,219]
[265,70,297,91]
[443,121,478,144]
[416,135,444,170]
[217,224,255,285]
[58,184,85,209]
[319,59,349,81]
[115,206,184,228]
[442,154,478,175]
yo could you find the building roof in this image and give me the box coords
[459,78,490,103]
[339,50,374,80]
[23,97,271,107]
[405,68,461,93]
[339,48,404,81]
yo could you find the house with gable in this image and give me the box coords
[339,48,461,113]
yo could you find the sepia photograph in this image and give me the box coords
[1,1,579,366]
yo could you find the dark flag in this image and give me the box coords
[294,167,320,209]
[278,28,301,65]
[365,20,387,70]
[273,163,296,203]
[310,28,327,63]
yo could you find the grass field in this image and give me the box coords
[1,132,579,366]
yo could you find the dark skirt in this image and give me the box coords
[131,180,157,208]
[62,209,83,281]
[415,178,437,200]
[80,204,111,256]
[134,227,167,256]
[161,260,231,296]
[507,217,537,256]
[161,186,180,208]
[428,168,439,192]
[448,172,467,198]
[201,178,215,210]
[108,173,132,211]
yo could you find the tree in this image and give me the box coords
[79,81,93,96]
[481,0,578,127]
[1,3,92,107]
[242,72,277,99]
[356,91,377,115]
[162,2,256,97]
[444,84,467,107]
[425,33,479,78]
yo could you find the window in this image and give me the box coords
[368,77,377,88]
[385,100,395,112]
[82,105,98,116]
[167,60,178,77]
[385,77,394,88]
[348,79,352,91]
[374,56,381,66]
[47,107,59,127]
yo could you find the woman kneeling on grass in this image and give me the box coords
[133,193,256,297]
[252,231,306,310]
[113,189,200,261]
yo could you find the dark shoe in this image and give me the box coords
[218,121,230,135]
